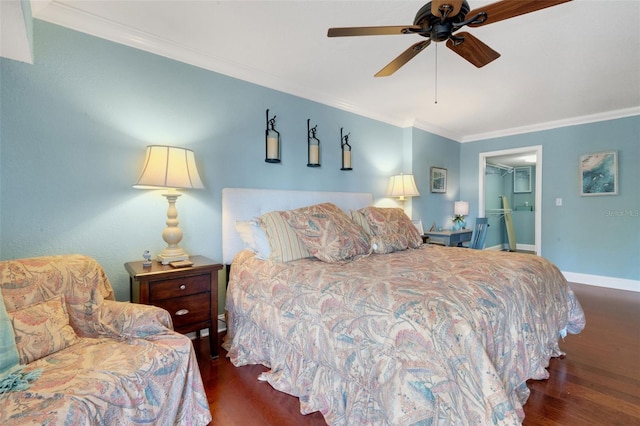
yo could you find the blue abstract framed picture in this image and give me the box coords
[580,151,618,196]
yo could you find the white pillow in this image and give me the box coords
[235,219,271,260]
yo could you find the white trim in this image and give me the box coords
[516,243,536,253]
[412,119,464,142]
[460,107,640,143]
[184,314,226,339]
[563,272,639,293]
[217,313,227,334]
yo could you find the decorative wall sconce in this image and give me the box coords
[265,109,280,163]
[340,128,352,171]
[307,119,320,167]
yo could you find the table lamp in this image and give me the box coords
[386,173,420,201]
[133,145,204,264]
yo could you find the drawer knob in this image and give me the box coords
[179,284,186,290]
[175,309,189,316]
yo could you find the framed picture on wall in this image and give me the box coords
[430,167,447,193]
[513,166,532,193]
[579,151,618,196]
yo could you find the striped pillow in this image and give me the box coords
[280,203,371,263]
[259,211,311,262]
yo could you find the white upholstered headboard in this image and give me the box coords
[222,187,374,264]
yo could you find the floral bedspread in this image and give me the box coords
[0,255,212,425]
[225,245,585,425]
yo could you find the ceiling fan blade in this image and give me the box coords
[375,40,431,77]
[431,0,464,18]
[328,25,421,37]
[467,0,571,28]
[446,32,500,68]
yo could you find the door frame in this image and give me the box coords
[478,145,543,255]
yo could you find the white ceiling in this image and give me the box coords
[27,0,640,141]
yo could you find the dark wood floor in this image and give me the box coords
[193,283,640,425]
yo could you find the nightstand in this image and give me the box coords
[423,229,473,247]
[125,255,223,359]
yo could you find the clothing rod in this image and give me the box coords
[486,162,513,172]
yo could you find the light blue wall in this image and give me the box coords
[460,116,640,281]
[0,21,408,301]
[1,20,638,306]
[411,128,461,230]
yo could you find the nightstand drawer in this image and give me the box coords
[149,274,210,301]
[153,294,210,329]
[428,235,447,245]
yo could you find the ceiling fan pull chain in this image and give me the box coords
[434,42,438,104]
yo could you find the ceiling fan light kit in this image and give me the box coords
[328,0,572,76]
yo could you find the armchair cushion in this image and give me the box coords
[9,294,79,364]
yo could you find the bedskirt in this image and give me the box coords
[224,245,585,425]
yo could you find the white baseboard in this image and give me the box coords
[185,314,227,340]
[516,243,536,252]
[562,271,639,293]
[475,246,638,292]
[217,313,226,333]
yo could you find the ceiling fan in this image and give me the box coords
[327,0,571,77]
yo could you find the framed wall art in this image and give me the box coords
[430,167,447,193]
[579,151,618,196]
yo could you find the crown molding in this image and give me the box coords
[460,107,640,143]
[411,119,463,142]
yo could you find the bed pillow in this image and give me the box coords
[259,211,311,262]
[358,206,423,250]
[370,233,413,254]
[280,203,371,263]
[235,219,271,260]
[350,209,372,236]
[9,295,80,364]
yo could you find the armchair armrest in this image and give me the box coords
[96,300,174,339]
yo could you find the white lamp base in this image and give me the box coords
[156,190,190,265]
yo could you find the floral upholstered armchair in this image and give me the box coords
[0,254,212,425]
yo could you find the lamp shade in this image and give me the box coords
[133,145,204,190]
[386,174,420,200]
[454,201,469,216]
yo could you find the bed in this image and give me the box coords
[221,188,586,425]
